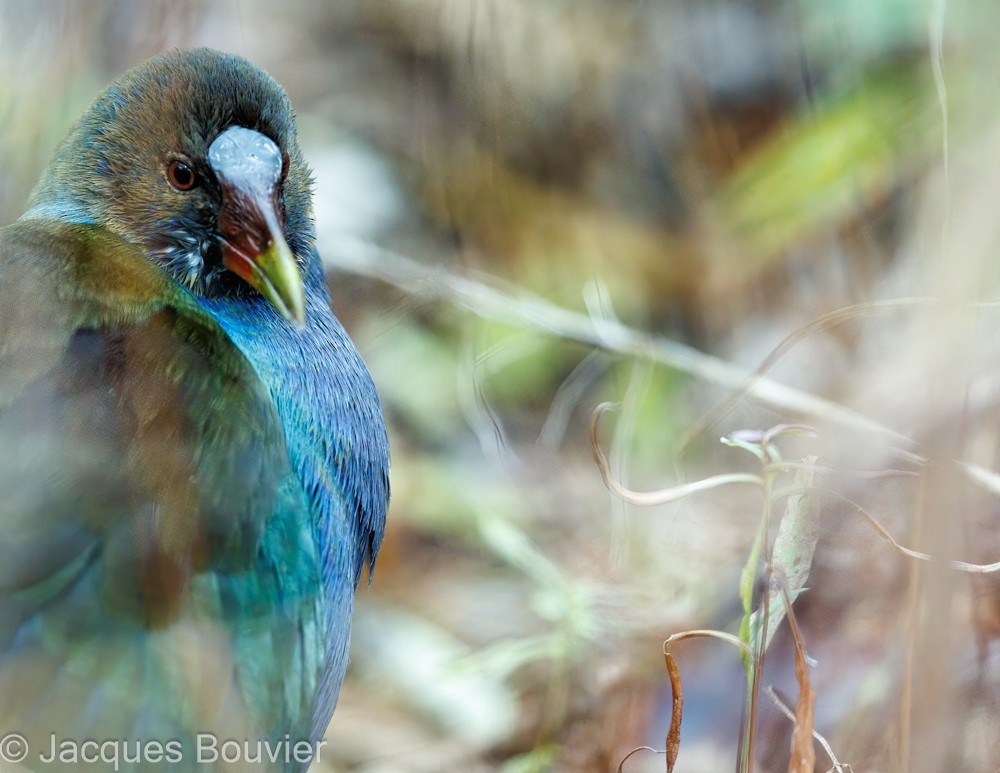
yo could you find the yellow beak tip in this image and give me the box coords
[248,237,306,327]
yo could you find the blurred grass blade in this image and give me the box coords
[717,68,937,262]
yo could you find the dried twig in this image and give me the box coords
[665,652,683,773]
[766,687,852,773]
[663,629,755,660]
[822,487,1000,573]
[590,402,762,505]
[330,237,1000,502]
[325,237,915,446]
[616,747,663,773]
[782,586,816,773]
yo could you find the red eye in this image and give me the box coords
[280,151,291,181]
[167,159,197,191]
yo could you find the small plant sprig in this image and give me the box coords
[722,424,821,773]
[592,406,833,773]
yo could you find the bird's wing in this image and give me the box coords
[0,220,323,764]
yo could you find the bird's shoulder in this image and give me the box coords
[0,218,318,623]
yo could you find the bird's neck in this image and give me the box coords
[196,269,385,589]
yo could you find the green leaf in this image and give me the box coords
[747,458,820,655]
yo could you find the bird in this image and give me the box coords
[0,48,389,771]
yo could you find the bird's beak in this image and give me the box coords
[208,127,306,326]
[216,190,305,326]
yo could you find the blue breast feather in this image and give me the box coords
[198,256,390,738]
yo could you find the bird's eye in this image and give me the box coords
[167,159,198,191]
[280,151,290,182]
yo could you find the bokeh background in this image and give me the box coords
[2,1,1000,771]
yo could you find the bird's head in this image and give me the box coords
[27,48,313,324]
